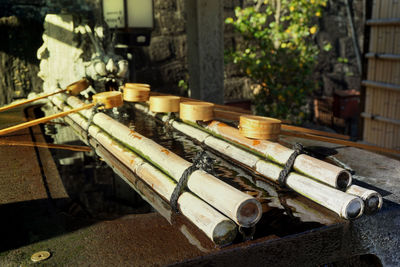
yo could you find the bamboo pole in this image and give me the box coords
[280,130,400,155]
[94,129,237,245]
[0,78,89,113]
[134,104,365,220]
[281,124,351,140]
[205,121,352,189]
[0,89,67,113]
[0,103,94,136]
[365,52,400,60]
[0,91,123,136]
[366,18,400,26]
[0,139,91,152]
[95,144,214,252]
[255,179,341,225]
[65,96,262,227]
[50,97,237,245]
[346,184,383,214]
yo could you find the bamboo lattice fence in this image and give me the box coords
[362,0,400,149]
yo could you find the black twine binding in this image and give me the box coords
[85,102,105,149]
[277,143,304,187]
[170,150,216,212]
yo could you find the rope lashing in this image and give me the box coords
[170,150,216,212]
[277,143,304,187]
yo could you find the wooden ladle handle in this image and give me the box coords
[0,79,90,113]
[0,91,123,136]
[0,103,95,136]
[0,89,68,113]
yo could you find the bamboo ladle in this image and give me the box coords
[0,79,90,113]
[0,91,123,136]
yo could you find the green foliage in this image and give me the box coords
[225,0,328,124]
[178,79,189,93]
[338,57,349,63]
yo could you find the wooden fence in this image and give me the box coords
[362,0,400,149]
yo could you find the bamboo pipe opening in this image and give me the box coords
[336,170,352,189]
[236,198,262,227]
[212,220,237,245]
[343,198,364,220]
[365,194,383,214]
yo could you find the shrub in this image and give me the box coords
[225,0,328,124]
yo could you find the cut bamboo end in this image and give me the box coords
[178,192,237,245]
[236,198,263,227]
[336,170,353,189]
[212,220,237,245]
[93,91,123,109]
[149,96,181,113]
[125,83,151,88]
[346,184,383,214]
[180,102,214,121]
[363,193,383,214]
[66,79,89,95]
[123,87,150,102]
[239,115,281,140]
[342,197,364,220]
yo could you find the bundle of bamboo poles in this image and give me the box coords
[134,103,383,219]
[49,94,264,245]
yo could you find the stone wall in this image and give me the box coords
[134,0,187,96]
[314,0,365,97]
[0,6,44,105]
